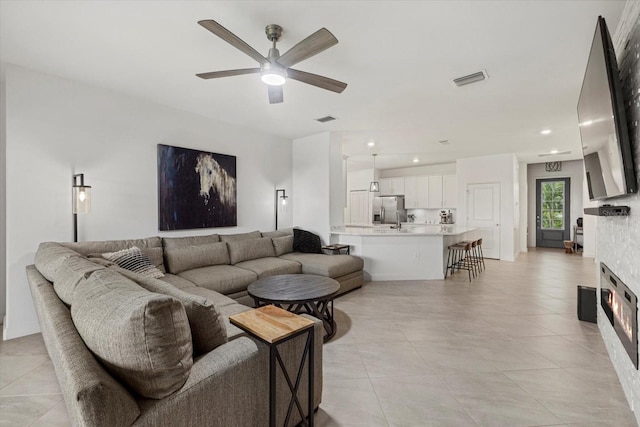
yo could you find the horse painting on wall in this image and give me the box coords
[158,144,237,230]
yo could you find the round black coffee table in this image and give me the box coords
[247,274,340,342]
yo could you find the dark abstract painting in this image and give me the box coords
[158,144,237,230]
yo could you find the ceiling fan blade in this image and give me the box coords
[268,85,283,104]
[196,68,261,79]
[198,20,269,65]
[276,28,338,68]
[287,68,347,93]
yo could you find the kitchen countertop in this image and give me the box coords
[331,224,477,236]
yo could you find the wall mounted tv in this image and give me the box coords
[578,16,637,201]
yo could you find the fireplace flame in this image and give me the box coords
[609,290,633,341]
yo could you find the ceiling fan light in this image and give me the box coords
[261,66,287,86]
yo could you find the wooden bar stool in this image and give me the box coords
[446,241,474,281]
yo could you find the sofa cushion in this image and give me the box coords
[114,267,227,356]
[162,234,220,249]
[64,237,165,272]
[219,231,261,242]
[217,303,253,340]
[177,265,257,296]
[35,242,83,282]
[235,257,301,279]
[182,286,239,309]
[160,273,197,290]
[272,235,294,256]
[227,237,276,265]
[71,269,192,399]
[102,246,164,279]
[280,253,364,278]
[164,242,230,274]
[54,257,105,305]
[293,229,322,254]
[63,237,162,255]
[261,228,294,238]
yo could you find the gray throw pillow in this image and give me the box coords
[227,237,276,264]
[272,235,294,256]
[164,242,230,274]
[71,269,192,399]
[114,266,228,355]
[102,246,164,279]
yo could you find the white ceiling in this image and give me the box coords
[0,1,626,170]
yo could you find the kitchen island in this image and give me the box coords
[330,225,478,281]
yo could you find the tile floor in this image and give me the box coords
[1,248,638,426]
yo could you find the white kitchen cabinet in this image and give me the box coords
[379,177,404,195]
[403,176,429,208]
[443,174,457,208]
[428,175,443,208]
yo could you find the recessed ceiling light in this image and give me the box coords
[413,158,419,163]
[579,120,593,127]
[550,149,558,154]
[540,129,552,135]
[367,141,375,147]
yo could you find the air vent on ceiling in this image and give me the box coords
[315,115,337,123]
[452,70,489,87]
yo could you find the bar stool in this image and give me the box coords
[446,241,474,281]
[475,238,486,271]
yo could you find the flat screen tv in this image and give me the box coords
[578,16,637,201]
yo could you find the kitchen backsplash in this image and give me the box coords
[407,208,456,224]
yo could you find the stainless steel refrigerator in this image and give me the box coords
[372,196,407,224]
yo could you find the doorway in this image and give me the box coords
[467,183,500,259]
[536,178,570,248]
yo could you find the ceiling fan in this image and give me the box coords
[196,20,347,104]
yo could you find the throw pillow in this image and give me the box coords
[272,235,294,256]
[102,246,164,279]
[164,242,230,274]
[114,266,228,355]
[71,269,192,399]
[293,229,322,254]
[226,237,276,264]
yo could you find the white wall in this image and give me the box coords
[526,160,584,248]
[292,132,344,244]
[457,153,519,261]
[519,162,528,252]
[3,65,293,340]
[0,64,6,324]
[597,2,640,421]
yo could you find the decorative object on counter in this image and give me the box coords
[157,144,237,231]
[72,173,91,242]
[293,229,322,253]
[275,188,288,230]
[369,154,379,192]
[321,244,350,255]
[439,209,454,224]
[407,214,416,222]
[545,161,562,172]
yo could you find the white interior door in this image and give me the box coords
[467,183,501,259]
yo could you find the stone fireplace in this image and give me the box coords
[600,263,638,369]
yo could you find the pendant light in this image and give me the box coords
[369,154,379,192]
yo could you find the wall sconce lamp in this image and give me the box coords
[369,154,379,192]
[72,173,91,242]
[275,189,288,230]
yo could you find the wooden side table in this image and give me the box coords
[229,306,315,427]
[321,244,350,255]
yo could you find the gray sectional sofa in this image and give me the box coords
[26,229,364,426]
